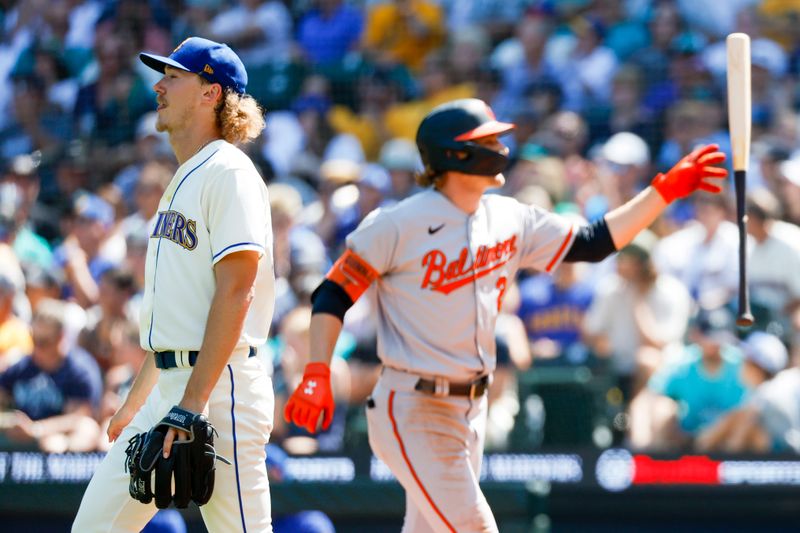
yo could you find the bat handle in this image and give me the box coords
[735,169,754,327]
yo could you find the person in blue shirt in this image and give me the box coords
[630,307,747,450]
[52,191,119,308]
[694,331,790,453]
[0,298,102,452]
[517,261,594,366]
[296,0,364,66]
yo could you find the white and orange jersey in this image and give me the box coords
[346,188,575,381]
[139,140,275,352]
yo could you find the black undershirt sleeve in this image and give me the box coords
[563,217,617,263]
[310,279,355,322]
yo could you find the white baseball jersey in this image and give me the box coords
[74,139,276,532]
[347,188,575,381]
[139,139,275,352]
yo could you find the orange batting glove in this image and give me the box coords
[284,362,334,434]
[651,144,728,204]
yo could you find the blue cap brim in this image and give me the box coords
[139,52,192,74]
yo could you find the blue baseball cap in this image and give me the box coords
[140,37,247,94]
[74,191,114,227]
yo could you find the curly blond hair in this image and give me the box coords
[213,88,265,145]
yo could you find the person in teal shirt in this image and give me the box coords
[1,156,54,271]
[11,224,53,271]
[647,308,748,435]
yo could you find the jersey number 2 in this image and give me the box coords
[496,276,507,311]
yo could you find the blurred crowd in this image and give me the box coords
[1,0,800,465]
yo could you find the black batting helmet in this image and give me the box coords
[416,98,515,179]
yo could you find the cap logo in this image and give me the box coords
[172,38,190,54]
[203,64,214,75]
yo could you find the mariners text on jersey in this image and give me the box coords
[151,209,198,250]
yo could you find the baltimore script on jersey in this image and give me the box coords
[421,234,518,294]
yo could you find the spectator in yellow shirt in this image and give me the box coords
[757,0,800,49]
[327,67,405,161]
[383,51,474,140]
[0,275,32,372]
[362,0,446,72]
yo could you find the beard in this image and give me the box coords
[155,114,168,133]
[155,99,197,134]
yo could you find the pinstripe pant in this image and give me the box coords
[73,352,273,532]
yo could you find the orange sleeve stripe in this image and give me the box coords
[545,225,574,273]
[325,249,380,302]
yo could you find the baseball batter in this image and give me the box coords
[284,98,727,532]
[73,37,275,532]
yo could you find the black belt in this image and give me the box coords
[414,375,490,398]
[153,346,257,369]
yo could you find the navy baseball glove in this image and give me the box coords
[124,406,230,509]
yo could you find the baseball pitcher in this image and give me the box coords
[73,37,275,532]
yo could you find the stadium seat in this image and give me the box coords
[510,367,618,450]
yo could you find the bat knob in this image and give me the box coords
[736,313,754,328]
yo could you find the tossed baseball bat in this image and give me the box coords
[726,33,754,327]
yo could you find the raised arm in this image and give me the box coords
[606,144,728,248]
[563,145,727,264]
